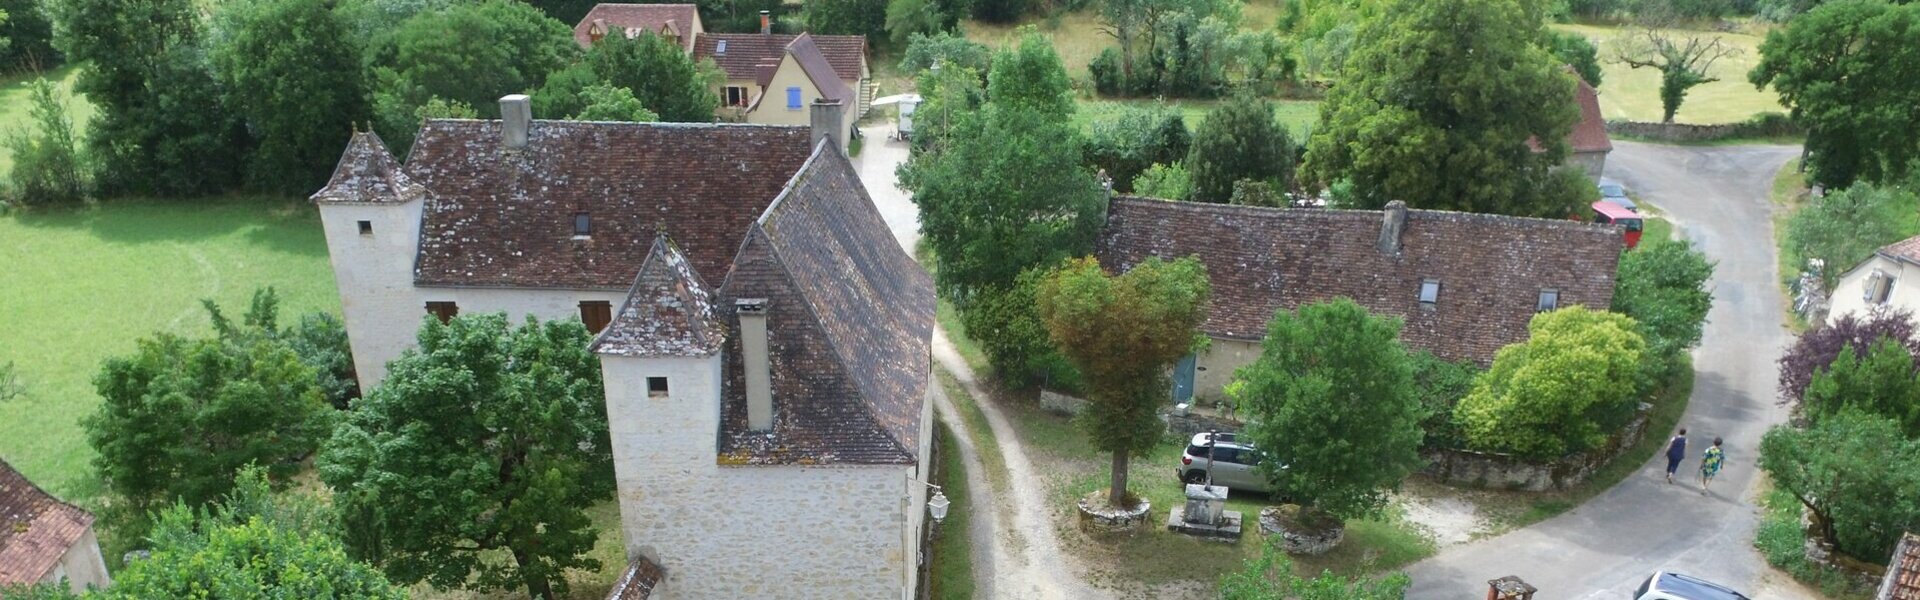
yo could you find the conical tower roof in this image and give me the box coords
[311,130,425,204]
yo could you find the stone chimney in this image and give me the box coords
[760,10,771,34]
[810,99,845,154]
[737,299,773,431]
[1378,200,1408,255]
[500,94,532,149]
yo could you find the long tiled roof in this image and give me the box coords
[589,234,725,357]
[605,556,664,599]
[713,143,935,465]
[694,33,866,83]
[1881,235,1920,265]
[1887,532,1920,600]
[574,4,699,48]
[0,460,93,584]
[1570,75,1613,154]
[402,120,814,289]
[1096,197,1622,365]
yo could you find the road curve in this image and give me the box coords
[1404,141,1805,600]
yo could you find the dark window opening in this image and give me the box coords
[647,376,669,398]
[425,301,458,323]
[1537,289,1560,312]
[725,86,749,107]
[573,212,591,237]
[357,220,373,235]
[580,300,613,333]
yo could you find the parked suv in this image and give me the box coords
[1175,432,1275,493]
[1631,571,1751,600]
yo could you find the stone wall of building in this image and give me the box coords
[1195,338,1260,404]
[41,527,111,592]
[318,199,426,388]
[1569,150,1608,180]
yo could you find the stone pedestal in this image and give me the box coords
[1259,505,1344,555]
[1167,484,1241,541]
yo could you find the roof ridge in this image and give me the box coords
[588,232,724,357]
[1110,195,1617,234]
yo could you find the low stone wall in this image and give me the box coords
[1077,492,1153,533]
[1423,403,1653,492]
[1039,389,1089,416]
[1605,115,1801,143]
[1164,411,1244,438]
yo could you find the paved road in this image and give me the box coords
[1405,141,1805,600]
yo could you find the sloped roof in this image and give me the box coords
[786,34,854,106]
[574,4,699,47]
[1096,197,1622,365]
[713,144,935,465]
[606,557,664,600]
[1570,74,1613,154]
[1886,532,1920,600]
[310,131,425,205]
[591,234,726,357]
[404,120,814,289]
[694,33,867,83]
[1881,235,1920,266]
[0,460,94,584]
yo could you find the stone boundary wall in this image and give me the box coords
[1422,403,1653,492]
[1165,411,1244,439]
[1039,389,1089,416]
[1605,116,1801,143]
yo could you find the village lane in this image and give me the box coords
[1405,141,1807,600]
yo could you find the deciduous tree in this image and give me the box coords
[1760,410,1920,560]
[571,83,661,122]
[1454,307,1647,459]
[1751,0,1920,187]
[1612,237,1715,378]
[1036,257,1210,507]
[1187,94,1293,204]
[1084,102,1190,193]
[210,0,371,196]
[1547,29,1604,87]
[1803,338,1920,434]
[534,30,717,123]
[367,0,578,151]
[1236,299,1424,524]
[1613,27,1740,123]
[318,313,610,600]
[1303,0,1582,217]
[1785,182,1920,290]
[1779,307,1920,404]
[986,28,1075,123]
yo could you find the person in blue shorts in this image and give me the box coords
[1664,427,1688,484]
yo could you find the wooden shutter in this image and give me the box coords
[580,301,613,333]
[425,301,458,323]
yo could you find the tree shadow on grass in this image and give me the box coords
[6,197,330,258]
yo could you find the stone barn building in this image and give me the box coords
[312,96,935,600]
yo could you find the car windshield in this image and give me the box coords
[1599,184,1626,196]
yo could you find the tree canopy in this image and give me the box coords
[1084,102,1191,194]
[368,0,578,151]
[1751,0,1920,187]
[318,313,610,600]
[209,0,371,195]
[986,28,1076,123]
[1613,28,1740,123]
[1760,410,1920,560]
[1303,0,1582,217]
[1037,257,1210,506]
[536,30,716,122]
[1778,308,1920,405]
[1803,338,1920,435]
[1187,94,1294,204]
[1785,182,1920,290]
[1612,237,1715,380]
[1454,307,1647,459]
[1235,299,1424,521]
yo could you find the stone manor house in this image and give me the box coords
[311,95,935,599]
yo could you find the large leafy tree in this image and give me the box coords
[1303,0,1581,217]
[210,0,371,196]
[1802,338,1920,434]
[805,0,888,40]
[1547,30,1604,87]
[1760,410,1920,560]
[1037,257,1210,507]
[1236,299,1424,524]
[319,313,611,600]
[1083,102,1191,194]
[1612,237,1715,379]
[1,0,65,71]
[1187,94,1294,204]
[367,0,579,152]
[1778,308,1920,404]
[1751,0,1920,187]
[985,28,1076,123]
[1785,182,1920,290]
[1454,307,1647,459]
[86,297,336,534]
[205,288,361,410]
[534,30,715,122]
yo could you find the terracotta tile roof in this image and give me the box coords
[404,120,814,289]
[0,459,94,584]
[1096,197,1622,365]
[1881,235,1920,265]
[310,131,425,205]
[1886,533,1920,600]
[605,556,664,600]
[786,34,854,106]
[590,233,725,357]
[694,33,866,83]
[1570,74,1613,154]
[574,4,699,48]
[714,144,935,465]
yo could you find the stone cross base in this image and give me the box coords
[1167,508,1242,541]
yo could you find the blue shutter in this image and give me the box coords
[786,87,802,110]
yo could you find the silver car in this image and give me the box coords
[1631,571,1752,600]
[1175,432,1275,493]
[1599,178,1639,211]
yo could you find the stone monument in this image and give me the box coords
[1166,483,1242,541]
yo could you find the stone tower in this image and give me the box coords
[310,130,428,387]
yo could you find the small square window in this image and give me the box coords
[1537,289,1560,312]
[647,376,669,398]
[1418,279,1441,305]
[357,220,373,235]
[573,212,591,237]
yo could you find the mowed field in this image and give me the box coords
[0,201,341,499]
[1551,22,1782,124]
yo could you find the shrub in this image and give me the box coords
[960,268,1083,392]
[1778,308,1920,407]
[1613,237,1714,382]
[1131,163,1192,200]
[1412,352,1479,451]
[1786,182,1920,290]
[1187,94,1294,204]
[2,77,89,207]
[1220,541,1412,599]
[1802,338,1920,435]
[1455,307,1647,459]
[571,83,660,122]
[899,32,992,76]
[1760,410,1920,561]
[1084,103,1191,193]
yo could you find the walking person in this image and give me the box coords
[1664,428,1688,484]
[1700,437,1726,495]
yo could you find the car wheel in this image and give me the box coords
[1182,471,1207,485]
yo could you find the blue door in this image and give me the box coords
[1172,354,1197,404]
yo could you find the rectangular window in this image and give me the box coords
[1418,279,1441,305]
[357,220,373,235]
[726,86,749,107]
[425,301,458,323]
[573,212,591,237]
[715,39,728,55]
[579,300,613,333]
[647,376,669,398]
[786,86,802,110]
[1869,271,1896,305]
[1537,289,1560,312]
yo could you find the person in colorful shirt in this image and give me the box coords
[1699,437,1725,495]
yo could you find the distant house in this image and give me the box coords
[312,96,935,599]
[574,4,703,54]
[1829,235,1920,321]
[693,30,871,119]
[0,460,110,593]
[1883,532,1920,600]
[1096,197,1623,402]
[1531,69,1613,180]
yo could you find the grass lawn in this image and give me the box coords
[1551,23,1780,124]
[928,419,977,600]
[0,200,340,500]
[1768,158,1811,330]
[0,65,94,175]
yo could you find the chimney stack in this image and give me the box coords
[500,94,532,149]
[810,99,845,155]
[737,299,773,431]
[760,10,771,35]
[1378,200,1407,254]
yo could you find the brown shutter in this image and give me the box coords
[425,301,458,323]
[580,301,613,333]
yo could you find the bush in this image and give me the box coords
[1412,352,1479,451]
[1220,541,1412,599]
[2,77,88,207]
[960,268,1083,392]
[1760,410,1920,562]
[1778,308,1920,406]
[571,83,660,122]
[1187,95,1294,204]
[1801,338,1920,435]
[1084,103,1191,193]
[1785,182,1920,290]
[1131,163,1192,200]
[1613,237,1714,382]
[900,32,992,75]
[1755,488,1883,599]
[1455,307,1647,459]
